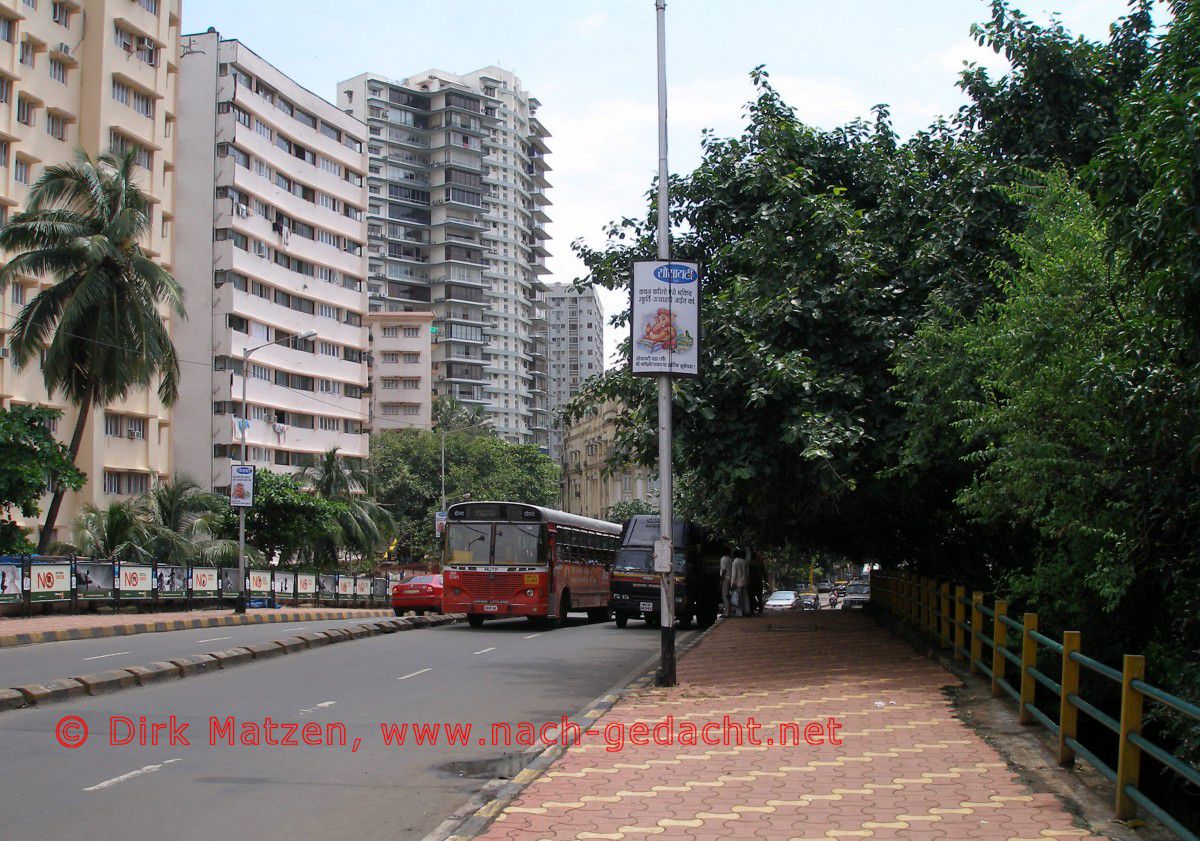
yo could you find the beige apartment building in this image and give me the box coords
[366,309,433,431]
[0,0,180,543]
[561,401,657,520]
[173,30,371,491]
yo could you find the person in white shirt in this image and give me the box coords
[730,556,749,617]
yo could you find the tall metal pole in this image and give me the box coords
[237,347,249,615]
[655,0,676,687]
[440,425,446,513]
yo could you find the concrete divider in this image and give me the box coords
[243,641,288,660]
[208,648,253,668]
[168,654,220,677]
[13,679,87,705]
[74,670,139,695]
[124,662,183,685]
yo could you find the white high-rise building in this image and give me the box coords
[174,31,371,490]
[546,283,604,461]
[337,66,550,450]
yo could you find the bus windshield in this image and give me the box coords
[446,524,492,565]
[493,523,540,565]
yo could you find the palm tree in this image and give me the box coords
[297,448,396,566]
[54,499,152,565]
[143,476,249,567]
[0,150,185,551]
[433,395,492,437]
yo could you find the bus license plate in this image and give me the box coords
[483,605,499,612]
[640,602,654,612]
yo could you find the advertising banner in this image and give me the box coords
[630,260,701,377]
[0,561,22,603]
[318,574,336,600]
[355,577,371,598]
[76,562,115,601]
[297,573,317,598]
[30,563,71,602]
[219,568,241,598]
[230,464,255,507]
[372,577,388,598]
[274,572,294,596]
[191,567,219,595]
[336,576,353,597]
[117,565,153,599]
[157,565,188,598]
[248,569,272,595]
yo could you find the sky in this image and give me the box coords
[181,0,1141,365]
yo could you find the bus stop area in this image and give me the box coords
[475,610,1112,841]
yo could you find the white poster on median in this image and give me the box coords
[630,260,701,378]
[191,568,218,594]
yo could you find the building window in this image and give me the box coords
[0,18,14,43]
[381,378,399,390]
[401,378,420,389]
[49,58,66,83]
[112,79,130,105]
[11,283,25,305]
[14,159,30,184]
[104,414,123,437]
[52,2,69,25]
[403,352,420,364]
[0,141,8,167]
[103,471,122,495]
[127,417,146,439]
[126,473,149,494]
[132,90,154,118]
[381,326,399,338]
[0,78,9,104]
[19,40,34,67]
[46,112,65,140]
[137,0,159,13]
[402,326,419,338]
[16,96,35,126]
[380,352,400,364]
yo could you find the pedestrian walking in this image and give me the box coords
[731,555,749,617]
[719,555,732,616]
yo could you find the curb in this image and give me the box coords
[423,616,727,841]
[0,614,466,713]
[0,608,396,649]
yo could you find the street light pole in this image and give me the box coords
[235,329,317,615]
[654,0,677,687]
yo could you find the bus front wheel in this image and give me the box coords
[467,614,485,628]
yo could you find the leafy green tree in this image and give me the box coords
[142,476,247,566]
[216,471,339,567]
[606,498,657,524]
[54,499,152,564]
[372,429,559,561]
[0,150,185,551]
[0,405,85,553]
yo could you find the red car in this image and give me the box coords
[392,575,443,616]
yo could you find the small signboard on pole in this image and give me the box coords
[230,465,255,508]
[631,260,701,378]
[434,511,447,537]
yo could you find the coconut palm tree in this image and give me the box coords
[54,499,152,565]
[0,149,185,551]
[297,448,396,566]
[142,476,249,566]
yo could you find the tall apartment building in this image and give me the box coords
[0,0,181,543]
[337,66,550,450]
[546,282,604,460]
[174,30,370,491]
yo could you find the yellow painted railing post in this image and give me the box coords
[969,591,983,674]
[1058,631,1080,766]
[1018,612,1038,724]
[1115,654,1146,820]
[954,584,966,661]
[940,582,951,648]
[991,599,1007,698]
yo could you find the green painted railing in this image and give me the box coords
[870,572,1199,841]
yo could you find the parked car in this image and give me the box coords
[842,581,870,609]
[764,590,799,611]
[834,580,849,597]
[816,580,833,593]
[392,574,443,616]
[799,592,820,611]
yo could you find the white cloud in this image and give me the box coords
[915,36,1011,77]
[572,11,609,35]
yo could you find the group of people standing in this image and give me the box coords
[719,553,765,617]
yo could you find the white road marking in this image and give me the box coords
[398,668,430,680]
[83,758,182,792]
[523,633,542,639]
[195,636,231,644]
[315,701,337,708]
[81,652,130,661]
[473,647,496,655]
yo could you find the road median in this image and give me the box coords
[0,614,465,713]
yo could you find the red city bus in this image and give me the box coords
[441,501,621,628]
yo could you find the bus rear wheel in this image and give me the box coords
[553,592,571,628]
[614,613,629,629]
[467,614,485,628]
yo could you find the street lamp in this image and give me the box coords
[234,328,318,615]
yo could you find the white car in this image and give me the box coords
[764,590,798,611]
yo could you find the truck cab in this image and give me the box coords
[609,516,719,629]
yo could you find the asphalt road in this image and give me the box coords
[0,615,694,841]
[0,615,402,688]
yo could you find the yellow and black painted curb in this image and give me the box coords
[423,617,725,841]
[0,608,395,649]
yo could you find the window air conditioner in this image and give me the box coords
[236,203,249,218]
[57,44,71,57]
[254,242,267,257]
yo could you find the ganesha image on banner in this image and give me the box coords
[637,308,694,354]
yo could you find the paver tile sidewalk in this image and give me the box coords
[481,610,1102,841]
